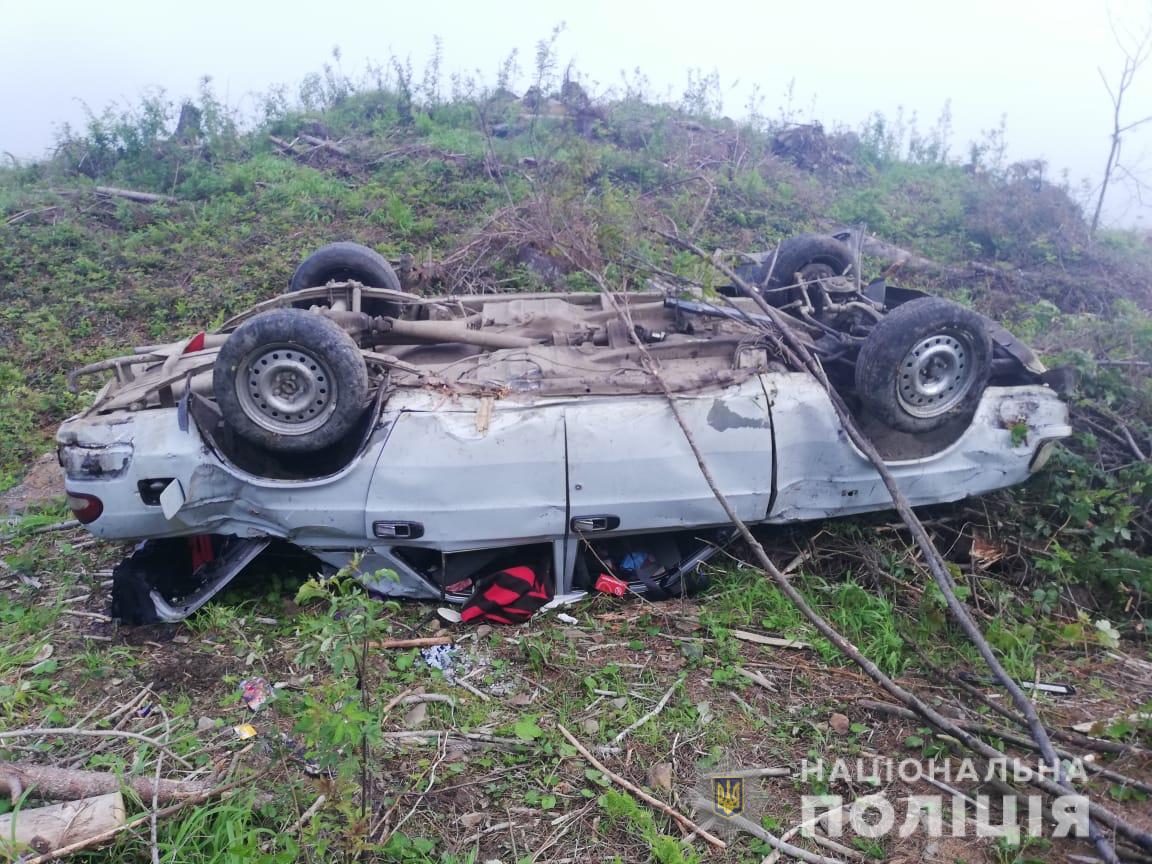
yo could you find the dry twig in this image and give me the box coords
[557,724,726,850]
[612,676,683,745]
[0,729,192,769]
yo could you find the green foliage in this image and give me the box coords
[598,790,701,864]
[1007,302,1152,611]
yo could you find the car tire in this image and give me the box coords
[213,308,369,453]
[764,233,856,291]
[855,297,992,434]
[289,242,402,293]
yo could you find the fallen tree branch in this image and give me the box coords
[912,647,1147,757]
[557,724,726,850]
[94,186,177,205]
[0,729,193,769]
[18,773,257,864]
[685,793,836,864]
[856,700,1152,795]
[612,675,683,744]
[368,636,453,649]
[0,792,125,852]
[734,666,778,693]
[5,206,58,226]
[260,794,326,853]
[764,798,861,864]
[651,231,1136,860]
[579,254,1141,860]
[0,520,79,542]
[298,133,350,157]
[820,225,1010,283]
[0,762,215,803]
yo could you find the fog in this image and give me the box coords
[2,0,1149,227]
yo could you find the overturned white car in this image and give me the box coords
[56,236,1071,623]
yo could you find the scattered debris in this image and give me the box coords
[239,677,273,711]
[420,644,473,684]
[233,724,258,740]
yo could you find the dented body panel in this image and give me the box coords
[57,371,1070,601]
[56,284,1073,614]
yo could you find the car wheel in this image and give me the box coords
[764,233,856,291]
[289,242,402,292]
[855,297,992,434]
[213,308,369,453]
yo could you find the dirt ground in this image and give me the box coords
[0,452,63,514]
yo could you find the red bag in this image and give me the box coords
[461,566,551,625]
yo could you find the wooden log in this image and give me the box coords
[0,762,215,803]
[0,792,124,853]
[298,134,350,157]
[94,186,177,205]
[367,636,453,649]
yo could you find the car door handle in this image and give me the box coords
[372,521,425,540]
[571,515,620,533]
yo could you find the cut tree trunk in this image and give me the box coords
[0,792,124,853]
[0,762,215,803]
[94,186,177,205]
[827,226,994,279]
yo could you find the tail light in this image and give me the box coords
[183,331,206,353]
[66,492,104,524]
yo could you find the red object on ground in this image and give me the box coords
[594,572,628,597]
[461,566,551,624]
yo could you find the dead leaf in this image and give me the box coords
[459,812,485,829]
[403,702,428,729]
[647,762,673,791]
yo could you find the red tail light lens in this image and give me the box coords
[66,492,104,524]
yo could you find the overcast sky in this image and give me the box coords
[2,0,1150,228]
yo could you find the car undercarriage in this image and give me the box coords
[56,236,1072,623]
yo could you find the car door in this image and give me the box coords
[364,402,568,550]
[564,377,775,537]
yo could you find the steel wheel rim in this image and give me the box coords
[896,333,974,418]
[235,343,337,435]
